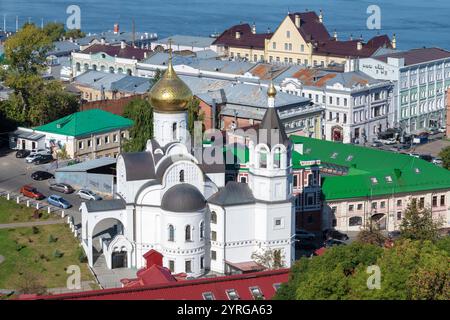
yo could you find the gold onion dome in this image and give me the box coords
[267,81,277,98]
[148,61,193,113]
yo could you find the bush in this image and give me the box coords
[77,247,87,263]
[32,226,39,234]
[48,234,57,243]
[53,249,64,258]
[15,243,26,252]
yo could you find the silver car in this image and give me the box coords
[77,189,102,201]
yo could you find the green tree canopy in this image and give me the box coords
[122,98,153,152]
[400,199,443,242]
[42,22,66,42]
[63,29,86,40]
[439,146,450,170]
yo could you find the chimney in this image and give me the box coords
[392,33,397,49]
[144,51,148,59]
[333,29,338,40]
[350,34,353,41]
[295,14,301,28]
[357,41,363,51]
[235,31,241,39]
[113,23,119,35]
[120,40,126,49]
[267,27,271,34]
[100,37,106,45]
[319,9,323,23]
[251,22,256,34]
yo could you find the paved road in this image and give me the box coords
[0,219,64,229]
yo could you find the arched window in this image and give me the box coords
[211,211,217,224]
[273,147,282,168]
[200,221,204,240]
[179,170,185,182]
[109,66,115,73]
[349,216,362,227]
[172,122,177,140]
[126,69,132,76]
[92,64,97,71]
[100,65,106,72]
[76,62,81,72]
[185,225,191,241]
[259,148,268,168]
[118,67,123,74]
[168,224,175,241]
[84,63,89,71]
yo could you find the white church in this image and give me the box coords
[80,58,296,277]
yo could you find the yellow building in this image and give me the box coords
[214,11,394,68]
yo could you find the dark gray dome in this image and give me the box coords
[161,184,206,212]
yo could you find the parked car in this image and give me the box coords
[32,154,54,165]
[29,148,51,156]
[49,183,74,194]
[371,141,383,148]
[419,154,433,162]
[408,153,420,158]
[437,127,446,133]
[388,230,401,239]
[20,185,45,200]
[77,189,102,201]
[323,229,349,241]
[432,158,443,166]
[324,239,347,248]
[31,171,54,181]
[15,149,30,158]
[25,153,42,163]
[47,195,72,209]
[295,229,315,240]
[379,138,396,145]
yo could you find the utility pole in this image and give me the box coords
[3,14,6,32]
[15,16,18,32]
[132,19,136,47]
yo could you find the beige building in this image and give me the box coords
[214,11,395,67]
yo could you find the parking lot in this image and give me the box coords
[0,148,83,225]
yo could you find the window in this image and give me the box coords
[200,221,204,240]
[185,260,192,273]
[211,211,217,224]
[380,201,386,209]
[113,134,118,142]
[211,231,217,241]
[168,225,175,242]
[240,176,247,183]
[78,141,84,149]
[419,197,425,209]
[273,283,281,291]
[349,205,354,212]
[286,31,290,38]
[202,292,215,300]
[397,212,402,220]
[357,204,363,210]
[293,175,298,187]
[397,199,402,207]
[87,139,92,148]
[200,256,204,269]
[250,287,264,300]
[272,42,276,50]
[179,170,185,182]
[226,289,240,300]
[385,176,393,183]
[432,196,438,207]
[440,195,445,206]
[300,44,304,52]
[168,260,175,272]
[372,202,377,209]
[185,225,191,241]
[104,136,110,144]
[172,122,177,140]
[275,219,281,226]
[96,137,101,146]
[349,216,362,226]
[211,250,217,261]
[332,219,337,227]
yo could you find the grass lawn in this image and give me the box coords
[0,223,95,291]
[0,197,52,224]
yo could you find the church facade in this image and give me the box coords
[80,58,298,277]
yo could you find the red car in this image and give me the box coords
[20,185,45,200]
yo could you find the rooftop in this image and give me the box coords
[213,23,272,50]
[35,109,133,137]
[81,43,151,60]
[373,47,450,66]
[155,35,215,48]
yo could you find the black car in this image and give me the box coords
[323,229,349,241]
[31,171,54,181]
[388,230,401,239]
[419,154,433,162]
[16,149,31,158]
[32,154,54,165]
[324,239,347,248]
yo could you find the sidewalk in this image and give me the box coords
[0,219,64,229]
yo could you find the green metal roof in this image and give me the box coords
[35,109,133,137]
[290,136,450,200]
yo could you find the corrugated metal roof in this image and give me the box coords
[56,157,117,172]
[155,35,214,48]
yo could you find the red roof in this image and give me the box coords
[81,44,151,60]
[287,12,331,42]
[213,24,272,50]
[122,264,177,288]
[314,35,392,58]
[22,269,290,300]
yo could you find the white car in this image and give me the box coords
[379,138,396,145]
[77,189,102,201]
[25,153,42,163]
[30,148,51,155]
[438,127,446,133]
[432,158,443,166]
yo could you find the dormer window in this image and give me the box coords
[250,287,264,300]
[414,168,420,174]
[202,292,215,300]
[370,177,378,184]
[331,152,338,159]
[226,289,240,300]
[385,176,393,183]
[346,155,353,161]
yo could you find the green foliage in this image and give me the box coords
[438,146,450,170]
[32,226,39,235]
[48,235,57,243]
[77,247,88,263]
[356,219,386,246]
[42,22,66,42]
[187,97,204,135]
[275,240,449,300]
[63,29,86,40]
[122,98,153,152]
[400,199,443,242]
[57,145,69,160]
[149,69,163,87]
[52,249,64,259]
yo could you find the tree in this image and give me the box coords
[274,240,449,300]
[400,199,443,242]
[356,219,386,246]
[149,68,163,87]
[251,248,285,270]
[122,98,153,152]
[439,146,450,170]
[64,29,86,40]
[42,22,66,42]
[187,97,204,135]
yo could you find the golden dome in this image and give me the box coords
[148,61,193,113]
[267,81,277,98]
